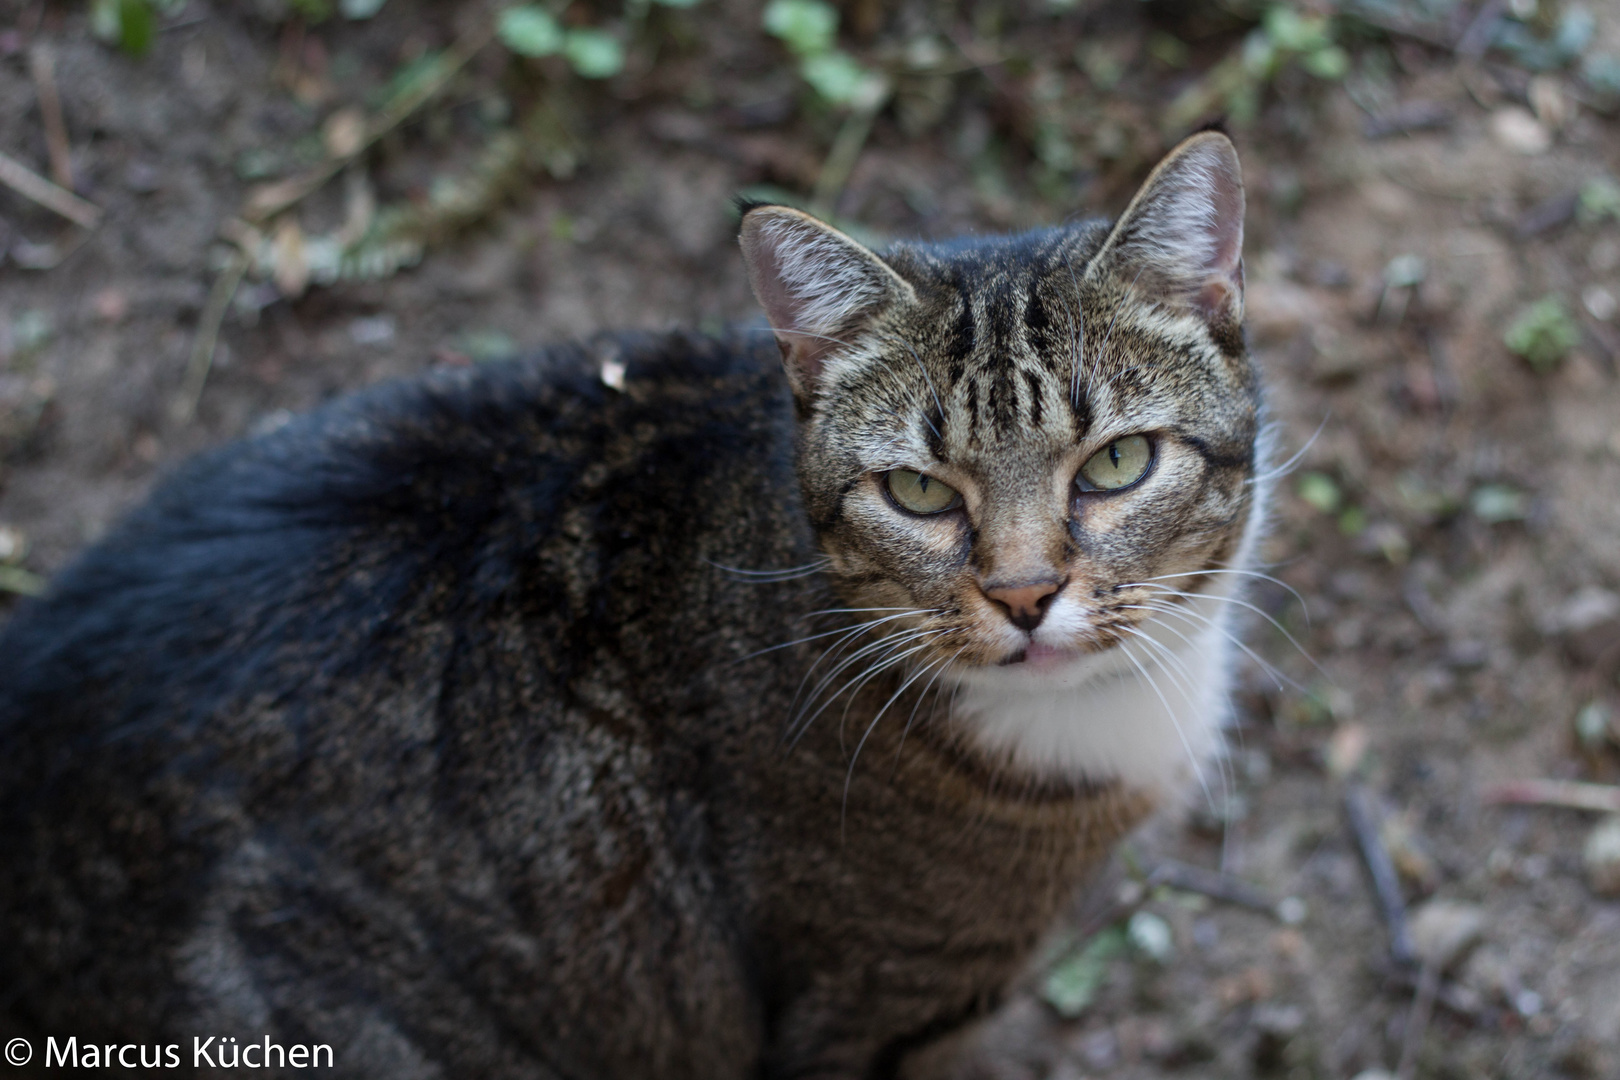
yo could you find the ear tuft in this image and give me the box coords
[739,207,910,397]
[1090,131,1245,324]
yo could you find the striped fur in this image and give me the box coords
[742,131,1262,800]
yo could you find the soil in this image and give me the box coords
[3,1,1620,1078]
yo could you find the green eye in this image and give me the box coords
[1078,435,1153,491]
[886,470,962,515]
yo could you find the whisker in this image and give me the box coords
[1122,568,1311,626]
[794,626,930,713]
[1129,598,1302,696]
[1133,584,1325,681]
[1119,626,1231,812]
[1250,411,1331,487]
[790,628,942,742]
[1094,266,1146,366]
[793,634,944,749]
[1117,636,1214,810]
[763,325,859,351]
[1057,250,1085,411]
[739,610,918,665]
[706,556,833,584]
[842,649,956,836]
[891,644,968,776]
[894,336,944,442]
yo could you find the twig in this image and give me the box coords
[0,149,102,229]
[1345,783,1416,967]
[1145,858,1281,916]
[1483,779,1620,813]
[171,251,249,423]
[242,22,494,224]
[1396,961,1440,1080]
[810,92,886,220]
[1334,3,1462,51]
[29,44,73,190]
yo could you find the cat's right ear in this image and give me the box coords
[739,206,912,398]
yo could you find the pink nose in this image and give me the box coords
[983,580,1062,632]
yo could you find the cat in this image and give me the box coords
[0,130,1262,1079]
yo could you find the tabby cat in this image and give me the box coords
[0,131,1262,1078]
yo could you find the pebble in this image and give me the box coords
[1490,107,1552,155]
[1584,815,1620,896]
[1582,284,1617,321]
[1409,899,1486,971]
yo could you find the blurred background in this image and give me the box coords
[2,0,1620,1076]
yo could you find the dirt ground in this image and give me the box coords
[3,1,1620,1077]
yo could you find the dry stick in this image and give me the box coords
[29,44,73,190]
[0,149,102,229]
[1396,960,1441,1080]
[810,93,886,221]
[171,251,249,424]
[1483,779,1620,814]
[242,22,494,225]
[176,22,495,420]
[1345,783,1416,967]
[1145,858,1280,916]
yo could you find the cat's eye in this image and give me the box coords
[885,470,962,515]
[1077,435,1153,492]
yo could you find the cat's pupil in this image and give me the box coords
[1108,444,1120,468]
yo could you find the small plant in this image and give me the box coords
[498,6,624,79]
[763,0,884,107]
[1504,295,1581,372]
[89,0,183,56]
[1166,2,1350,130]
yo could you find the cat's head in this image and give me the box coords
[740,132,1261,742]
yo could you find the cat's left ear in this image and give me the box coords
[1089,131,1245,326]
[739,205,914,398]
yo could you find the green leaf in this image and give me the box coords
[1297,472,1341,514]
[340,0,388,17]
[1041,928,1126,1019]
[1263,6,1331,53]
[1470,484,1528,524]
[1577,175,1620,224]
[763,0,838,57]
[1147,31,1189,68]
[0,565,46,597]
[498,6,565,57]
[288,0,333,20]
[90,0,121,43]
[564,29,624,78]
[799,50,874,104]
[1503,295,1580,371]
[117,0,156,56]
[1302,44,1350,80]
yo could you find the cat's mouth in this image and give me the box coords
[998,642,1086,669]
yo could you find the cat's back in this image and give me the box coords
[2,327,792,708]
[0,328,797,1070]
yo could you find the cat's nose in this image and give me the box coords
[983,578,1063,632]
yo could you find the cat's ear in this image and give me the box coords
[739,205,913,397]
[1089,131,1245,325]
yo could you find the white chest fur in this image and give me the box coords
[948,576,1247,804]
